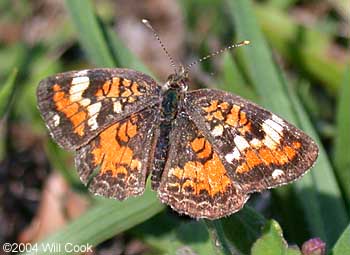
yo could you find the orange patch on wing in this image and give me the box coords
[258,147,278,165]
[245,149,263,167]
[109,78,121,97]
[170,153,232,197]
[197,141,212,159]
[203,100,218,113]
[131,82,142,96]
[130,159,142,171]
[238,121,252,135]
[292,141,301,149]
[118,119,138,143]
[52,84,86,136]
[236,163,250,174]
[283,146,297,160]
[191,138,205,152]
[236,142,301,175]
[70,111,87,136]
[239,111,248,125]
[91,122,140,177]
[271,149,289,164]
[95,80,110,97]
[235,149,263,174]
[96,78,121,97]
[126,121,137,138]
[226,105,240,126]
[118,122,129,142]
[122,79,132,87]
[219,102,229,110]
[212,110,224,120]
[121,89,132,97]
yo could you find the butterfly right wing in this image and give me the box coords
[37,68,161,150]
[76,105,160,200]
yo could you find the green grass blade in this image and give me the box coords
[104,27,153,74]
[0,68,18,160]
[23,189,164,255]
[226,0,348,245]
[286,80,349,244]
[254,4,345,95]
[334,65,350,207]
[332,224,350,255]
[204,220,232,255]
[65,0,115,67]
[218,53,257,101]
[0,68,18,118]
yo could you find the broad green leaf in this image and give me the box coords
[23,188,165,255]
[251,220,301,255]
[332,224,350,255]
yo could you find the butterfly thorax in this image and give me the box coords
[151,71,189,189]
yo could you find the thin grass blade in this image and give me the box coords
[65,0,115,67]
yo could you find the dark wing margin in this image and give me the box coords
[37,68,161,150]
[75,106,160,200]
[184,89,319,193]
[157,113,249,219]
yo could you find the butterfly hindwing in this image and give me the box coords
[157,113,249,219]
[37,68,161,150]
[184,89,319,193]
[75,106,160,200]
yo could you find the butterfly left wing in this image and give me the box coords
[157,112,249,219]
[184,89,319,193]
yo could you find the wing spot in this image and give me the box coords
[234,135,250,151]
[53,114,60,127]
[202,100,218,113]
[113,101,122,113]
[225,147,240,163]
[211,125,224,137]
[272,169,284,179]
[225,105,240,126]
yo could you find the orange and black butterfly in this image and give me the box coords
[37,32,318,219]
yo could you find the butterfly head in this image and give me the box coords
[164,65,189,92]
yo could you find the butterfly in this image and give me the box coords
[36,62,318,219]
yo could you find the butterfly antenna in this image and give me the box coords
[142,19,177,72]
[185,40,250,72]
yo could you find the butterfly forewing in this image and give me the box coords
[37,68,161,150]
[184,89,319,193]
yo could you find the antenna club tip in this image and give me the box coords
[142,19,148,23]
[243,40,250,45]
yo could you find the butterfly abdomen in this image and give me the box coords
[151,88,182,190]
